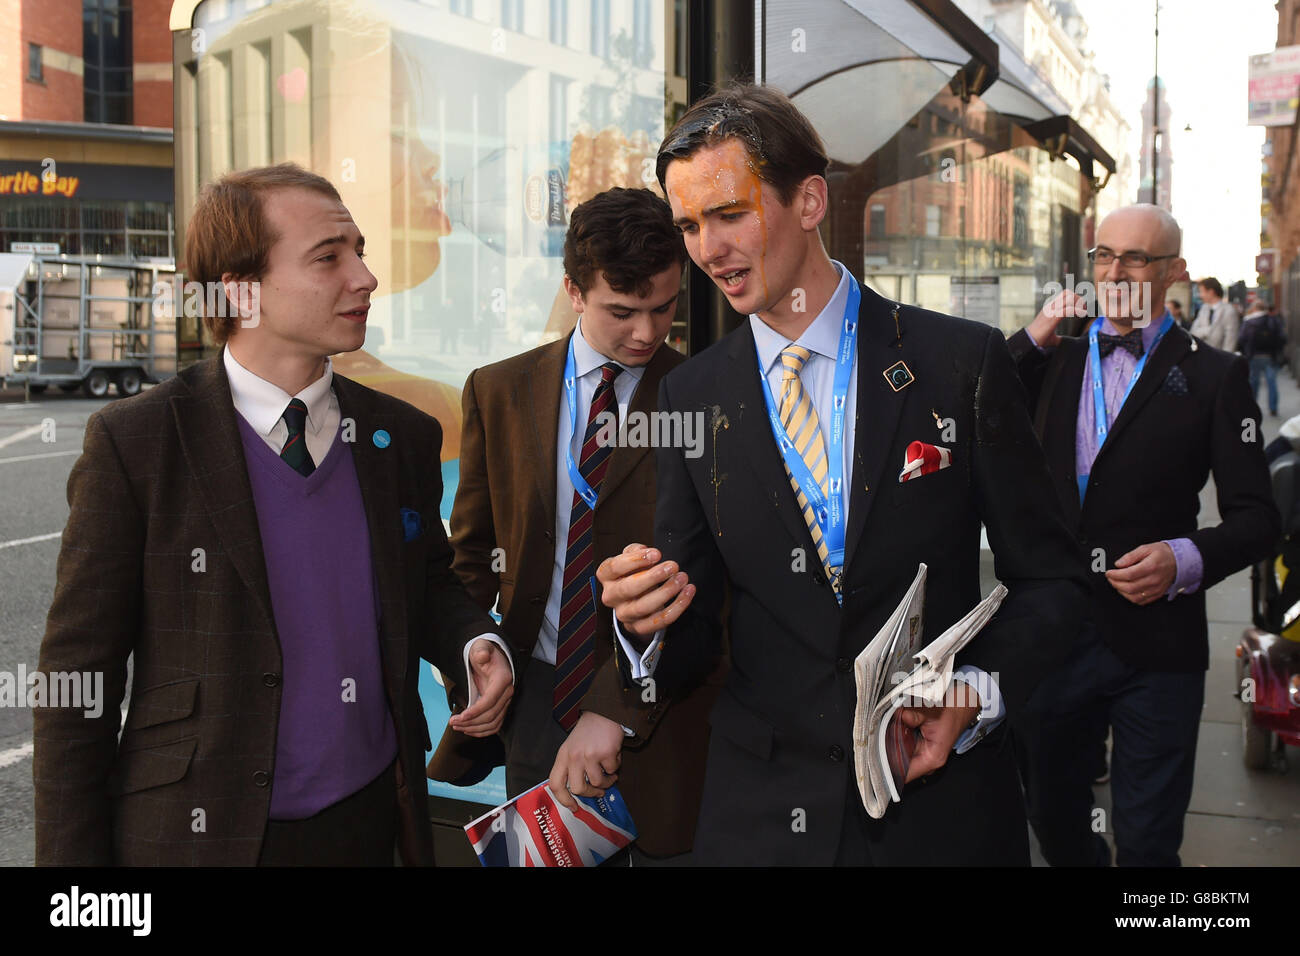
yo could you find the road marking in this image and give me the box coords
[0,423,43,449]
[0,531,62,550]
[0,742,33,769]
[2,404,41,410]
[0,450,78,465]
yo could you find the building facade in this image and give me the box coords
[1261,0,1299,344]
[0,0,175,260]
[955,0,1135,217]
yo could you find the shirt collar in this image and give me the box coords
[750,260,851,375]
[223,345,334,437]
[1099,310,1170,352]
[571,318,646,386]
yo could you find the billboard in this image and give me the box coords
[1248,45,1300,127]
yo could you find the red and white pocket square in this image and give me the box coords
[898,440,952,483]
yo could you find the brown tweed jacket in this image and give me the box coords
[33,354,500,866]
[430,336,722,857]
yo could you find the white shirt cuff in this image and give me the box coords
[951,665,1005,754]
[463,634,515,708]
[612,618,665,680]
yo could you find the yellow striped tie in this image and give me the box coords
[778,345,840,594]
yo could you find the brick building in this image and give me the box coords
[0,0,175,260]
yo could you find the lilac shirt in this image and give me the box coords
[1027,315,1203,599]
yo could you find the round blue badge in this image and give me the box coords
[372,429,391,448]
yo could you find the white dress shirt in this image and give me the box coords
[615,262,1003,752]
[222,345,513,703]
[535,319,647,666]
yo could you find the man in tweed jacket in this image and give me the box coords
[33,164,514,866]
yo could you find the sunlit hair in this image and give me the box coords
[563,188,686,299]
[186,163,342,345]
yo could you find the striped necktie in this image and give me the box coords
[280,398,316,477]
[777,345,840,595]
[554,362,621,731]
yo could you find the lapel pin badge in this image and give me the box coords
[883,360,915,393]
[372,429,391,448]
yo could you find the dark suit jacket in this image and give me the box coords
[33,355,499,866]
[641,285,1090,865]
[436,336,721,857]
[1007,325,1280,672]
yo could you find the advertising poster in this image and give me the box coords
[1248,45,1300,126]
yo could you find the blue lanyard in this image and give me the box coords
[562,333,611,510]
[756,274,860,598]
[1079,313,1173,502]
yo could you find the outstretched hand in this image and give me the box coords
[449,639,513,737]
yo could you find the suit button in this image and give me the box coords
[253,770,270,787]
[262,673,280,687]
[530,597,543,605]
[829,744,844,762]
[836,657,851,673]
[813,572,827,587]
[647,709,660,723]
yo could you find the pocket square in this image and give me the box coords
[400,507,426,542]
[899,441,952,483]
[1159,365,1189,396]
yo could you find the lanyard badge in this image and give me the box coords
[756,275,861,604]
[1079,312,1173,502]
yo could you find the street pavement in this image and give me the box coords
[2,362,1299,867]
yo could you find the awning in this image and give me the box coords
[762,0,998,166]
[1023,115,1117,183]
[974,26,1115,185]
[977,25,1071,124]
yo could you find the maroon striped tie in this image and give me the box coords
[553,362,621,730]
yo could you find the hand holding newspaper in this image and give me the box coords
[852,563,1008,819]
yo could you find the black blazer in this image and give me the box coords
[1006,325,1280,673]
[34,355,499,865]
[643,284,1090,866]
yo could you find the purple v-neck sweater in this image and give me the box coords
[236,413,398,820]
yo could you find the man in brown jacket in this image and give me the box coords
[33,164,513,866]
[434,188,719,863]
